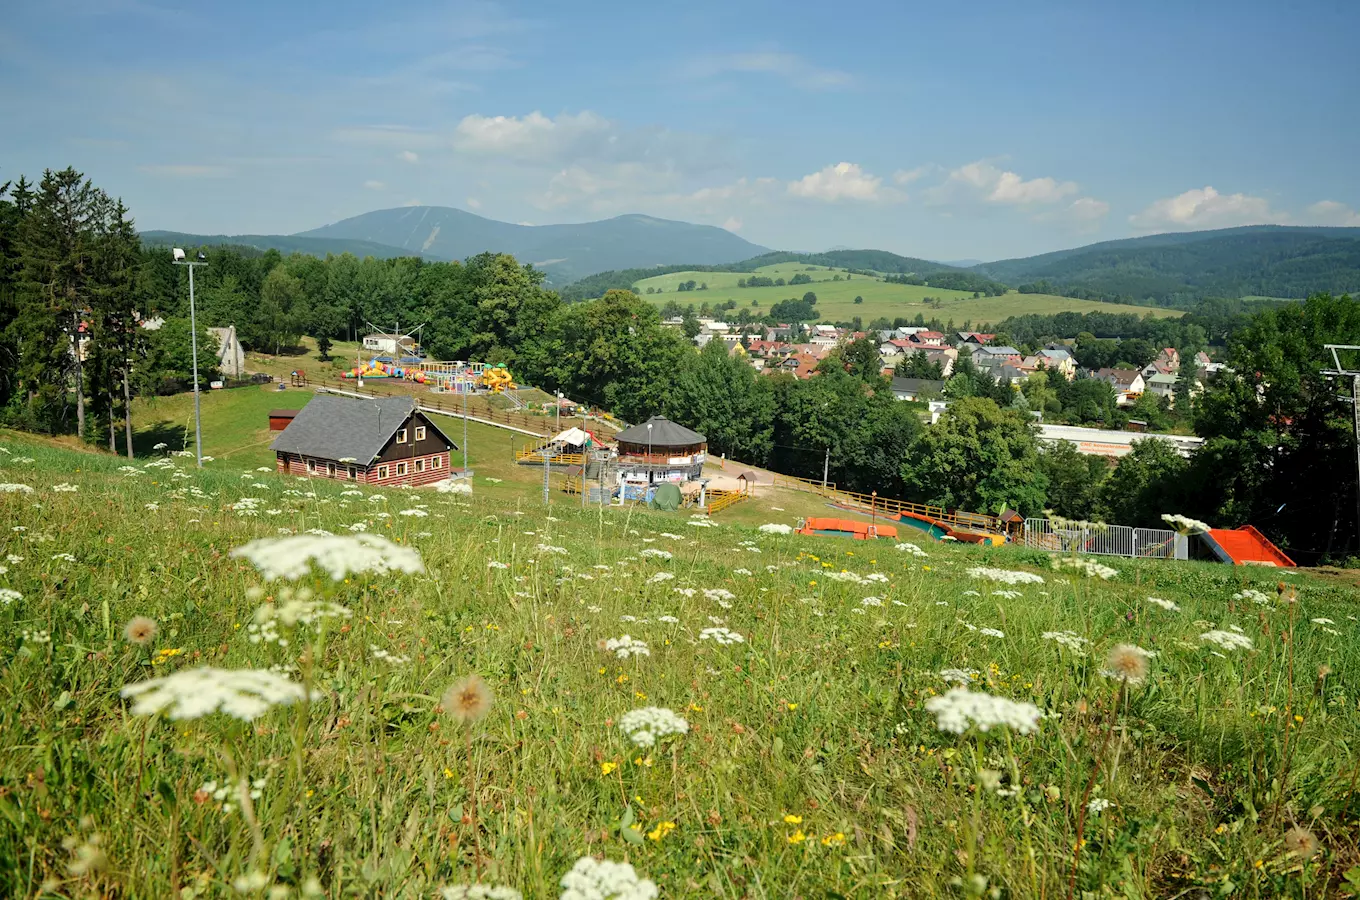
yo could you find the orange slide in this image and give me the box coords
[1203,526,1295,568]
[797,517,899,540]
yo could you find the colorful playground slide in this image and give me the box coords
[797,518,899,540]
[1202,526,1296,567]
[895,509,1005,546]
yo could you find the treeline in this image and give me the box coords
[882,272,1008,296]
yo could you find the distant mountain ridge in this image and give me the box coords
[295,206,767,284]
[972,225,1360,302]
[139,230,426,261]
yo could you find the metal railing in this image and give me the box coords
[1021,519,1187,560]
[771,473,1001,534]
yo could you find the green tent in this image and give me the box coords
[649,483,682,511]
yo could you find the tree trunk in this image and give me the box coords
[109,402,116,452]
[123,363,134,459]
[73,307,85,438]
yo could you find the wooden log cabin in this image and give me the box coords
[270,395,457,487]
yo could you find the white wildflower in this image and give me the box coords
[617,707,689,748]
[733,567,752,576]
[346,522,369,532]
[1042,631,1090,654]
[895,542,927,557]
[535,543,568,555]
[1201,630,1254,651]
[1233,589,1271,606]
[370,645,411,665]
[645,572,674,585]
[924,687,1042,735]
[602,635,650,659]
[559,856,658,900]
[0,483,34,494]
[860,596,884,607]
[758,523,792,535]
[1087,797,1112,816]
[939,668,978,684]
[992,590,1022,600]
[703,588,735,602]
[1162,513,1210,534]
[639,548,673,560]
[120,667,318,720]
[231,533,424,581]
[1311,617,1335,625]
[440,885,523,900]
[51,483,78,493]
[51,553,76,563]
[698,626,744,645]
[658,615,679,624]
[436,480,474,495]
[398,508,429,517]
[0,588,22,605]
[487,561,510,570]
[1052,557,1119,579]
[1146,596,1180,612]
[153,442,168,451]
[965,566,1044,585]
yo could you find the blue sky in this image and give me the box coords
[3,0,1358,261]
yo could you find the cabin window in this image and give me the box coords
[396,428,408,443]
[432,456,441,468]
[415,459,424,473]
[378,465,389,479]
[396,462,407,476]
[347,466,357,480]
[326,462,336,477]
[415,426,426,441]
[304,459,316,473]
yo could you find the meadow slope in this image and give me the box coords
[634,264,1183,327]
[0,435,1356,897]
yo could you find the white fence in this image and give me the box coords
[1022,519,1188,560]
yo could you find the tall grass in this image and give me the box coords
[1,434,1358,897]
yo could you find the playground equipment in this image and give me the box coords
[341,359,432,383]
[480,366,516,392]
[896,507,1005,546]
[1202,525,1296,567]
[797,517,899,540]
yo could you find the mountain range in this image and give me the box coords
[145,209,1360,305]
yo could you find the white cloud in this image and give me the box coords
[683,51,853,90]
[893,166,930,186]
[453,110,612,162]
[1129,186,1280,230]
[397,150,419,163]
[465,197,482,210]
[938,161,1078,206]
[1067,196,1111,221]
[722,216,743,232]
[1304,200,1360,227]
[137,164,231,178]
[363,180,386,190]
[787,162,886,202]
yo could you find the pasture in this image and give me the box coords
[1,433,1357,897]
[633,265,1184,328]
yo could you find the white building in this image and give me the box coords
[209,325,245,378]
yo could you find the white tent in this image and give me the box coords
[552,427,592,446]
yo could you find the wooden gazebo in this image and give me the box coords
[613,416,707,483]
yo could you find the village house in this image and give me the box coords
[973,345,1023,367]
[1038,347,1076,379]
[271,395,457,486]
[890,377,946,401]
[908,330,946,348]
[1145,373,1180,404]
[878,338,916,358]
[1095,368,1146,406]
[957,332,996,345]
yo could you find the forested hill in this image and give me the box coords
[139,231,428,261]
[972,225,1360,304]
[296,207,768,285]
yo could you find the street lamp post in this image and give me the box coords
[172,249,207,468]
[556,391,563,434]
[462,368,469,476]
[647,422,653,485]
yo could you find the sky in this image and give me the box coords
[3,0,1359,262]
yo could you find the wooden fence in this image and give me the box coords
[771,473,1001,534]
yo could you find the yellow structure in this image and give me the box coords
[480,367,517,392]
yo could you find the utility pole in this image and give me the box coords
[172,249,207,467]
[822,447,830,492]
[1322,345,1360,555]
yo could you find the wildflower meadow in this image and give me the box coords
[2,435,1359,898]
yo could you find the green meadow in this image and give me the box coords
[633,264,1183,328]
[1,431,1357,897]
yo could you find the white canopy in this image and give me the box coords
[552,427,592,446]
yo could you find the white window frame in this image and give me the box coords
[415,426,426,441]
[396,462,407,476]
[396,428,408,443]
[377,465,389,479]
[347,466,357,480]
[326,462,336,477]
[415,459,424,473]
[432,456,441,469]
[304,459,316,473]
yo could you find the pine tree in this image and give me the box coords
[16,168,104,436]
[89,199,143,456]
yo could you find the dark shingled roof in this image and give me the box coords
[614,415,706,447]
[270,394,455,464]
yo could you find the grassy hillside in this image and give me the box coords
[636,264,1183,326]
[1,434,1355,896]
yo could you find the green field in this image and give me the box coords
[0,433,1354,897]
[634,264,1183,327]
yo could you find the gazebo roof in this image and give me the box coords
[614,416,706,446]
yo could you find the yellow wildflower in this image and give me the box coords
[787,829,807,844]
[600,761,618,776]
[646,821,676,842]
[821,832,846,847]
[783,814,803,824]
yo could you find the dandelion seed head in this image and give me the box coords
[123,616,158,645]
[1283,826,1319,859]
[443,674,494,724]
[1101,644,1152,684]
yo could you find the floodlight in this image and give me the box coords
[172,248,186,261]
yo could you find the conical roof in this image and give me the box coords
[614,415,705,446]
